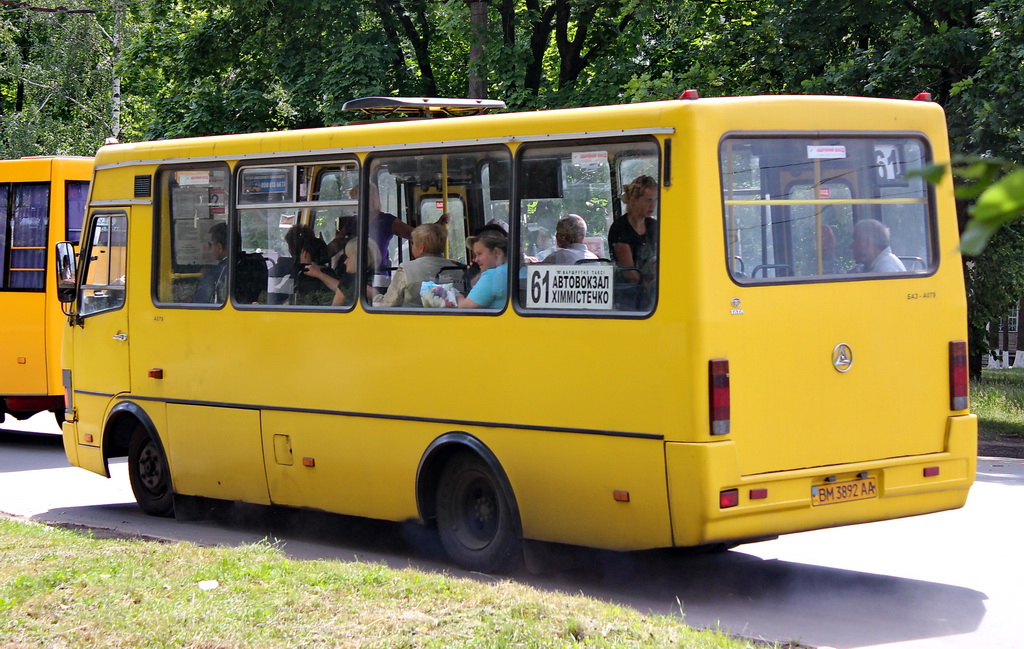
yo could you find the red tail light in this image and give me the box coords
[709,359,730,435]
[720,489,739,508]
[949,341,968,410]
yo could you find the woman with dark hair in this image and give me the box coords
[286,224,334,305]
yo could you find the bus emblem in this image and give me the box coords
[832,343,854,372]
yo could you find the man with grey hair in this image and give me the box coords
[541,214,598,265]
[850,219,906,273]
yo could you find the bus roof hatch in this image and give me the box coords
[342,96,507,118]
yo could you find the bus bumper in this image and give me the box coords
[665,414,977,547]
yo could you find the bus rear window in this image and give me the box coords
[721,136,935,283]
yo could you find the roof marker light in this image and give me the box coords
[679,89,699,100]
[913,92,933,102]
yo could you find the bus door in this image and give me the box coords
[0,181,50,404]
[70,211,130,468]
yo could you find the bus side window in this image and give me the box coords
[7,183,50,290]
[517,140,659,314]
[154,167,231,305]
[366,149,510,310]
[80,213,127,317]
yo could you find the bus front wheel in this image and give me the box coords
[435,452,520,573]
[128,427,174,517]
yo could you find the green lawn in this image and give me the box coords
[0,517,777,649]
[971,368,1024,439]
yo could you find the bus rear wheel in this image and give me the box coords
[435,452,520,573]
[128,427,174,517]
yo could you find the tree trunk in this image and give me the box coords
[467,0,488,98]
[110,0,123,140]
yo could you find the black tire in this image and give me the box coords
[127,426,174,517]
[435,451,521,573]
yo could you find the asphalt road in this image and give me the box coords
[1,413,1021,649]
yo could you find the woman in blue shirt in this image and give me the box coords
[456,228,508,309]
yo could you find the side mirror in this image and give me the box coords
[55,241,77,303]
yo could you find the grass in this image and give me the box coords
[971,368,1024,439]
[0,517,774,649]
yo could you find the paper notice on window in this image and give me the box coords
[176,171,211,186]
[526,265,613,310]
[807,145,847,159]
[572,151,608,168]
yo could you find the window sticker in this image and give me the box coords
[572,151,608,168]
[806,145,847,160]
[239,167,291,202]
[526,265,613,310]
[176,171,211,186]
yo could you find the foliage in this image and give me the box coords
[6,0,1024,356]
[956,159,1024,255]
[972,368,1024,439]
[962,220,1024,360]
[0,1,110,156]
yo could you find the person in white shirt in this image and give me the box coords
[541,214,598,265]
[850,219,906,273]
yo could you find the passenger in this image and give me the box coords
[286,224,335,305]
[305,238,381,307]
[541,214,599,265]
[376,223,455,308]
[193,222,229,303]
[465,221,508,288]
[326,215,357,270]
[609,175,658,285]
[533,226,557,261]
[849,219,906,273]
[454,228,508,309]
[363,184,450,278]
[820,223,837,274]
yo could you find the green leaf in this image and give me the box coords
[906,163,946,185]
[961,170,1024,255]
[960,218,1001,256]
[971,169,1024,221]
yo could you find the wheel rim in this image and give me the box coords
[137,440,165,494]
[452,471,499,551]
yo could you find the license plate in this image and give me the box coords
[811,477,877,507]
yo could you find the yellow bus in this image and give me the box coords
[1,156,91,424]
[57,94,975,572]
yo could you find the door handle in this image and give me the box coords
[112,333,127,341]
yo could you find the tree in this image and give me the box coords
[709,0,1024,365]
[0,1,116,156]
